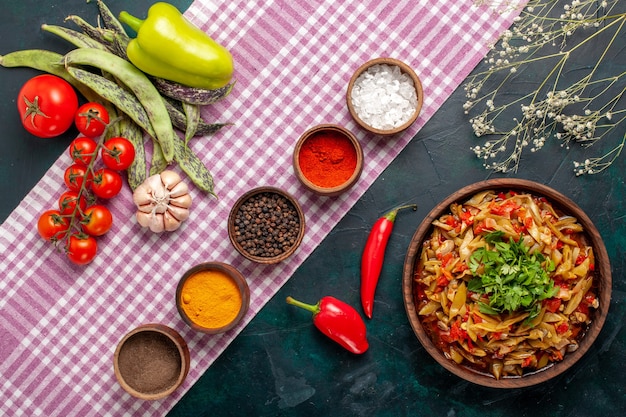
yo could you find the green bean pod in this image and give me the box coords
[149,143,169,176]
[173,137,216,196]
[102,103,122,139]
[41,24,108,50]
[0,49,99,102]
[108,31,130,60]
[118,116,148,190]
[64,48,175,162]
[151,77,236,106]
[65,15,111,48]
[163,98,230,137]
[65,66,156,138]
[193,121,230,137]
[95,0,128,35]
[182,102,200,144]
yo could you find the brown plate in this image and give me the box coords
[402,179,611,388]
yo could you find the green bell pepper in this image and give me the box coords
[119,2,234,90]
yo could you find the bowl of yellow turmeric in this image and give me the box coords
[176,262,250,334]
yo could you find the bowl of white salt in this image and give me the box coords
[347,57,423,136]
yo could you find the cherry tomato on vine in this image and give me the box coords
[58,190,87,216]
[91,168,123,199]
[66,234,98,265]
[37,210,69,241]
[81,205,113,236]
[101,137,135,171]
[75,102,109,138]
[68,137,98,166]
[17,74,78,138]
[64,164,92,192]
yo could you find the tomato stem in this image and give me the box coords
[22,95,50,128]
[57,117,119,251]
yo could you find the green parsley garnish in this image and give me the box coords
[468,231,558,320]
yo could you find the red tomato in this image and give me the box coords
[58,190,87,215]
[17,74,78,138]
[66,234,98,265]
[64,164,92,191]
[75,102,109,138]
[37,210,69,241]
[101,137,136,171]
[91,168,123,199]
[489,200,521,217]
[444,215,460,228]
[556,323,569,335]
[82,205,113,236]
[521,356,534,368]
[474,221,488,234]
[576,300,590,316]
[544,298,562,313]
[68,137,98,166]
[459,209,473,225]
[438,252,454,268]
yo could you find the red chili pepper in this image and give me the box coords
[286,296,369,354]
[361,204,417,319]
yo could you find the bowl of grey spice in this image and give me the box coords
[347,57,423,136]
[113,324,190,400]
[228,186,305,264]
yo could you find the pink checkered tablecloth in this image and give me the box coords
[0,1,526,415]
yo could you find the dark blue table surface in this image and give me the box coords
[2,1,624,416]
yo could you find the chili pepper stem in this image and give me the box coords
[286,296,320,315]
[384,204,418,222]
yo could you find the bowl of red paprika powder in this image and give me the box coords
[293,124,364,197]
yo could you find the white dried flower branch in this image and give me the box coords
[466,0,626,175]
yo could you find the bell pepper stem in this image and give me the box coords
[118,11,144,33]
[286,296,320,315]
[384,204,418,222]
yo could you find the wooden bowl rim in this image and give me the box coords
[176,262,251,334]
[292,123,364,197]
[228,186,306,264]
[346,57,424,136]
[113,323,190,400]
[402,178,612,388]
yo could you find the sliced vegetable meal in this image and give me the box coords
[414,189,599,379]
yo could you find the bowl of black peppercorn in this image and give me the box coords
[228,186,306,264]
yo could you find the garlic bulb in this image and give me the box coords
[133,170,192,232]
